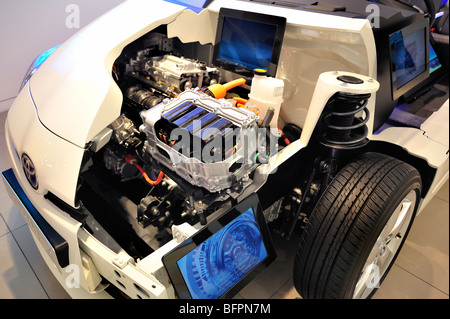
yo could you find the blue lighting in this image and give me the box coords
[32,45,60,70]
[163,0,208,14]
[435,11,445,19]
[20,44,60,91]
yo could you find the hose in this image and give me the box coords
[125,154,164,186]
[204,78,246,99]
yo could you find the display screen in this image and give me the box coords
[429,43,442,74]
[217,17,278,71]
[176,208,268,299]
[213,9,286,77]
[390,27,427,89]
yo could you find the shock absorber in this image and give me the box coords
[321,90,371,150]
[284,72,379,237]
[304,72,380,191]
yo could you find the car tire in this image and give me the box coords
[293,152,422,299]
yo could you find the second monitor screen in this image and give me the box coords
[217,16,279,72]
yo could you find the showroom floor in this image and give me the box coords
[0,110,448,299]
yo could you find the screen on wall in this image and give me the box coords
[217,17,279,72]
[390,27,427,89]
[213,8,286,77]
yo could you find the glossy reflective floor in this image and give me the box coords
[0,110,448,299]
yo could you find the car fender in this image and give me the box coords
[29,0,185,148]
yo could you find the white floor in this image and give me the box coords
[0,110,448,299]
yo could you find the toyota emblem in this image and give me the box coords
[21,154,39,190]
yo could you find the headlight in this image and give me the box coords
[20,44,60,91]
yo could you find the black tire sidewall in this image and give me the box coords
[344,171,422,299]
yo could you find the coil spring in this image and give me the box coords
[321,92,371,149]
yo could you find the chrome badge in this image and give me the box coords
[21,154,38,189]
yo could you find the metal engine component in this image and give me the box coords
[125,85,164,110]
[263,198,284,223]
[109,114,141,147]
[144,54,220,91]
[140,89,260,193]
[103,145,139,181]
[137,179,184,229]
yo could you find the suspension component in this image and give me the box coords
[309,72,380,192]
[321,88,371,150]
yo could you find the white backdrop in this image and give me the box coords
[0,0,126,112]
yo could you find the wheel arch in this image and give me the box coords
[363,140,436,199]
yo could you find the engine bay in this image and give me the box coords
[76,21,301,260]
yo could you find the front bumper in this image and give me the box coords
[2,168,69,269]
[1,165,174,299]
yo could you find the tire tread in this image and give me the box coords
[293,152,421,299]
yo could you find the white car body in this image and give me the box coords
[2,0,448,299]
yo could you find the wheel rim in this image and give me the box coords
[353,189,417,299]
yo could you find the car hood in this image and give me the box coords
[29,0,185,148]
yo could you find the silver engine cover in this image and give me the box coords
[140,89,260,193]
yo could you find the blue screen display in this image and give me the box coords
[391,28,427,89]
[177,208,268,299]
[429,43,442,74]
[218,17,278,71]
